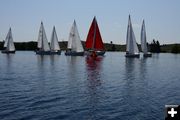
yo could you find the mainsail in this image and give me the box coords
[141,20,148,54]
[68,20,84,52]
[37,22,50,51]
[126,15,139,54]
[4,28,15,51]
[50,26,60,51]
[85,17,104,50]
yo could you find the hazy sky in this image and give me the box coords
[0,0,179,44]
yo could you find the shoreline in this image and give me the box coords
[0,41,180,53]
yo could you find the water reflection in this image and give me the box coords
[4,54,14,67]
[50,55,60,66]
[122,58,150,119]
[85,57,104,119]
[139,58,147,80]
[123,58,139,102]
[66,56,80,79]
[66,56,81,66]
[85,57,103,86]
[37,55,49,67]
[3,54,15,74]
[124,58,139,80]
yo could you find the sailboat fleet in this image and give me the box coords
[1,15,152,58]
[36,22,61,55]
[125,15,151,58]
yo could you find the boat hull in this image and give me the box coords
[143,53,152,57]
[36,50,61,55]
[125,53,140,58]
[36,51,51,55]
[85,50,105,58]
[65,51,84,56]
[1,50,15,54]
[96,51,105,56]
[50,51,61,55]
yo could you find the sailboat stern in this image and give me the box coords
[65,50,84,56]
[1,50,15,54]
[125,52,140,58]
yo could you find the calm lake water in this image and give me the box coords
[0,52,180,120]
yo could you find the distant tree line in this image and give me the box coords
[149,39,161,53]
[171,44,180,53]
[110,41,116,51]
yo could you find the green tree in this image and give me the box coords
[171,44,180,53]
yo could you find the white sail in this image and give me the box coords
[37,22,50,51]
[68,20,84,52]
[141,20,148,54]
[67,28,73,49]
[126,15,139,54]
[50,26,60,51]
[4,30,10,48]
[4,28,15,51]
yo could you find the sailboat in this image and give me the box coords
[1,28,16,54]
[125,15,140,58]
[65,20,84,56]
[50,26,61,55]
[141,20,152,57]
[85,16,105,57]
[36,22,51,55]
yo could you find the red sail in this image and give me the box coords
[85,17,104,50]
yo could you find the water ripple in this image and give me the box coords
[0,52,180,120]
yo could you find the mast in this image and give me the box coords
[71,20,76,51]
[37,22,43,49]
[41,22,44,50]
[67,21,74,50]
[6,30,11,51]
[141,20,148,54]
[92,17,97,50]
[126,15,131,53]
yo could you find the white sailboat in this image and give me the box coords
[2,28,16,54]
[125,15,140,58]
[65,20,84,56]
[36,22,51,55]
[141,20,152,57]
[50,26,61,55]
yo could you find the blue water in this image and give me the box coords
[0,52,180,120]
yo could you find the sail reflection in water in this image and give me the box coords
[122,58,151,119]
[0,52,180,119]
[85,57,105,120]
[2,54,15,77]
[85,57,104,87]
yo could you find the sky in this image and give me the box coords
[0,0,180,44]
